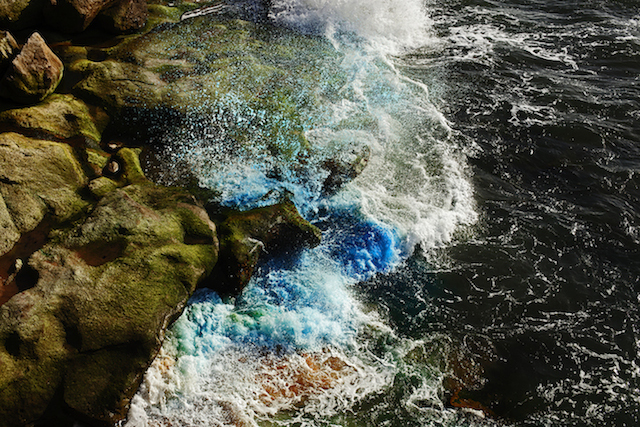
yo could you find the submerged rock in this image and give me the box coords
[0,32,64,105]
[208,199,322,295]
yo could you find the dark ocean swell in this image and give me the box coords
[388,0,640,424]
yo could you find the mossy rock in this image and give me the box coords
[0,94,108,144]
[0,132,89,255]
[0,181,219,426]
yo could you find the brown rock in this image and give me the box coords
[98,0,148,34]
[0,32,64,105]
[45,0,117,33]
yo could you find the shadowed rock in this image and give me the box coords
[0,31,19,77]
[45,0,117,33]
[0,0,46,30]
[207,199,321,296]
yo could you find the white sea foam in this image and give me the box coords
[125,0,479,425]
[269,0,434,53]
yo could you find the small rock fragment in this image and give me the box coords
[104,159,120,176]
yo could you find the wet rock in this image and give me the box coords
[98,0,148,34]
[44,0,117,33]
[207,199,321,295]
[0,31,19,77]
[0,0,46,30]
[0,94,108,144]
[0,32,64,105]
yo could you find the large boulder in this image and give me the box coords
[0,32,64,105]
[208,199,321,295]
[0,138,219,426]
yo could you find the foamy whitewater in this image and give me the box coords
[124,0,479,426]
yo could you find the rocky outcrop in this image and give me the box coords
[0,133,219,426]
[208,199,322,295]
[69,12,343,157]
[0,32,63,105]
[0,0,150,34]
[0,3,335,425]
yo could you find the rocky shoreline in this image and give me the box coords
[0,1,344,425]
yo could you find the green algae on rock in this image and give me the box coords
[0,132,89,255]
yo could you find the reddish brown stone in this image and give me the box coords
[0,32,64,105]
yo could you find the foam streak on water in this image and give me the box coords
[125,0,479,425]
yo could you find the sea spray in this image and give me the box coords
[125,0,479,425]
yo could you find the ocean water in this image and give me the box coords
[125,0,640,426]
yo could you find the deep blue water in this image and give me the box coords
[126,1,640,426]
